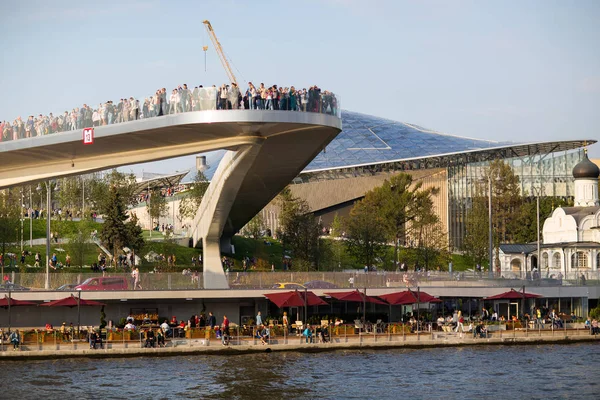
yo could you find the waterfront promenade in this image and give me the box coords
[2,325,598,360]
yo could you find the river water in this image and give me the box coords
[1,343,598,399]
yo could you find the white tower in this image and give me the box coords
[572,150,599,207]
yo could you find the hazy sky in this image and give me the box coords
[1,0,598,175]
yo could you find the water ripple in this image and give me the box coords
[0,344,598,399]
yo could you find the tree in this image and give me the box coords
[0,189,20,277]
[246,213,264,239]
[409,189,449,270]
[278,187,321,270]
[462,160,522,269]
[64,219,94,268]
[178,197,197,223]
[488,160,522,267]
[146,188,168,229]
[86,178,109,215]
[57,177,81,217]
[329,214,346,269]
[463,192,489,267]
[488,160,522,244]
[188,172,209,207]
[344,195,387,268]
[513,196,572,243]
[88,170,137,215]
[100,186,130,262]
[367,173,437,268]
[177,172,209,225]
[125,214,145,260]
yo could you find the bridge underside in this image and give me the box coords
[0,111,341,188]
[0,110,342,289]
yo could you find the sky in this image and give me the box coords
[1,0,599,176]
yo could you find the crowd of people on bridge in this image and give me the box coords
[0,82,338,142]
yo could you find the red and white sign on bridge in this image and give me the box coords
[82,127,94,145]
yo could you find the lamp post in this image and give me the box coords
[488,175,493,279]
[38,181,52,289]
[45,180,51,289]
[29,186,33,247]
[81,175,85,219]
[20,189,24,252]
[534,187,541,278]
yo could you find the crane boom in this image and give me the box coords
[202,20,238,85]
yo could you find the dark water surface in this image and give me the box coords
[1,344,598,399]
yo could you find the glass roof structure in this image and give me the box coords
[188,110,594,182]
[304,110,505,172]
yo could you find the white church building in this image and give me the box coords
[499,152,600,279]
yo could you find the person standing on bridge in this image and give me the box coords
[130,97,138,120]
[180,84,191,112]
[160,88,168,115]
[170,89,180,114]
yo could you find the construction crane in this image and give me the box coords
[202,20,237,85]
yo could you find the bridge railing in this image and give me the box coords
[6,270,592,291]
[0,85,340,143]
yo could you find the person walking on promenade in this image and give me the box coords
[455,311,464,337]
[536,307,544,329]
[222,315,230,346]
[132,267,141,290]
[208,312,217,330]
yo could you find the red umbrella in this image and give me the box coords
[40,295,106,308]
[325,290,388,305]
[1,295,37,331]
[379,290,441,305]
[265,291,328,308]
[40,295,105,331]
[0,296,37,307]
[484,289,542,300]
[325,290,387,324]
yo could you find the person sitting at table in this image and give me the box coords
[9,330,20,350]
[170,316,178,325]
[302,324,313,343]
[124,321,136,330]
[259,325,270,345]
[436,316,445,331]
[473,323,487,339]
[144,329,155,348]
[160,320,171,337]
[177,320,186,338]
[142,313,151,325]
[591,319,599,335]
[320,326,330,343]
[156,329,165,347]
[60,322,70,342]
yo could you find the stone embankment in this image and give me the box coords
[2,332,598,361]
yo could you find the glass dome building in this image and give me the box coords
[191,110,594,250]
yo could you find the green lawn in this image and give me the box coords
[18,218,103,240]
[2,218,479,273]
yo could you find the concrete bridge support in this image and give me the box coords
[191,140,265,289]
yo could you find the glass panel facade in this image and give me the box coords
[448,150,584,250]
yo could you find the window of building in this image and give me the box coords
[542,252,549,269]
[571,251,589,269]
[552,252,561,269]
